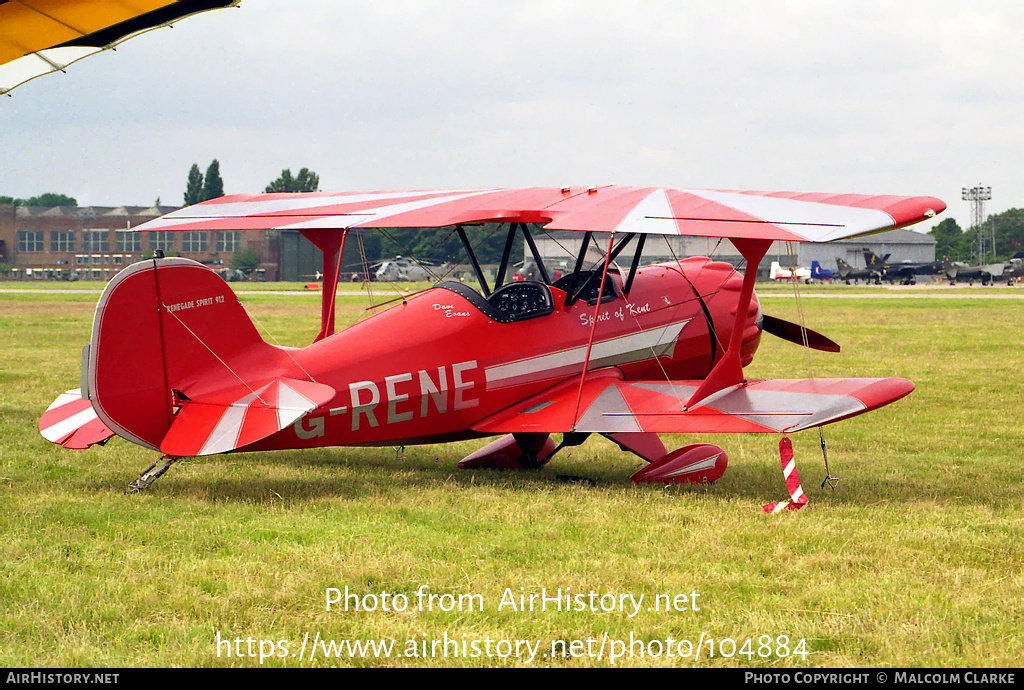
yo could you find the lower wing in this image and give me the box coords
[472,368,914,435]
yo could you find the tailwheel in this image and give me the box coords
[630,444,728,485]
[125,456,180,495]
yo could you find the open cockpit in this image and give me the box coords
[431,221,643,323]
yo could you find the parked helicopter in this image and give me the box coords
[38,186,944,494]
[374,256,438,282]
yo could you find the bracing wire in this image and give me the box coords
[160,303,270,405]
[570,233,617,429]
[242,302,320,384]
[783,240,838,491]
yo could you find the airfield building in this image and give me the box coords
[0,204,282,281]
[1,203,937,283]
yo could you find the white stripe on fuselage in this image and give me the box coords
[484,319,691,389]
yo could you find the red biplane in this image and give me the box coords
[39,186,944,494]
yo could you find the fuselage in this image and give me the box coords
[250,257,762,451]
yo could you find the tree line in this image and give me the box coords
[0,163,322,210]
[0,193,78,207]
[929,209,1024,263]
[20,172,1023,269]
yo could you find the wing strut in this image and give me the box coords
[520,224,551,284]
[456,225,491,296]
[300,228,348,342]
[562,231,593,304]
[494,223,519,290]
[622,233,647,295]
[685,238,771,408]
[571,232,618,429]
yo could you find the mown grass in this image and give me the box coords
[0,286,1021,667]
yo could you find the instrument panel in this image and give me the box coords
[487,282,554,321]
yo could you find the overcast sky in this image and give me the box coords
[2,0,1022,231]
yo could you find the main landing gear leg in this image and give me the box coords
[125,455,180,495]
[458,433,558,470]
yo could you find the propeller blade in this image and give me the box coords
[761,314,841,353]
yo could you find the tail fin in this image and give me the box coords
[835,258,850,276]
[811,261,821,278]
[769,261,781,279]
[87,258,333,455]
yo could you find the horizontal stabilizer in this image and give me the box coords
[473,369,914,435]
[161,378,336,457]
[39,389,115,449]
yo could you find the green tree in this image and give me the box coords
[24,193,77,206]
[202,159,225,201]
[1,193,77,207]
[184,164,204,206]
[987,208,1024,259]
[929,217,970,262]
[377,224,526,265]
[265,167,320,193]
[231,246,261,275]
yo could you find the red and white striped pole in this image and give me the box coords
[762,437,809,514]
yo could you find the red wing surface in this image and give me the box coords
[134,187,945,243]
[473,371,915,435]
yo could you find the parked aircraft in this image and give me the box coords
[37,186,944,498]
[835,258,883,284]
[810,261,835,281]
[769,261,811,282]
[943,260,1006,285]
[860,250,943,285]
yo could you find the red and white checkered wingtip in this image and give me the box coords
[38,389,115,450]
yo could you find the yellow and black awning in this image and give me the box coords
[0,0,239,94]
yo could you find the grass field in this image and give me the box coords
[1,283,1021,667]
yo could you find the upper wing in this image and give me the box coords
[472,369,915,435]
[133,187,945,243]
[0,1,239,95]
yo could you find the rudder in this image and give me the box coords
[88,258,270,451]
